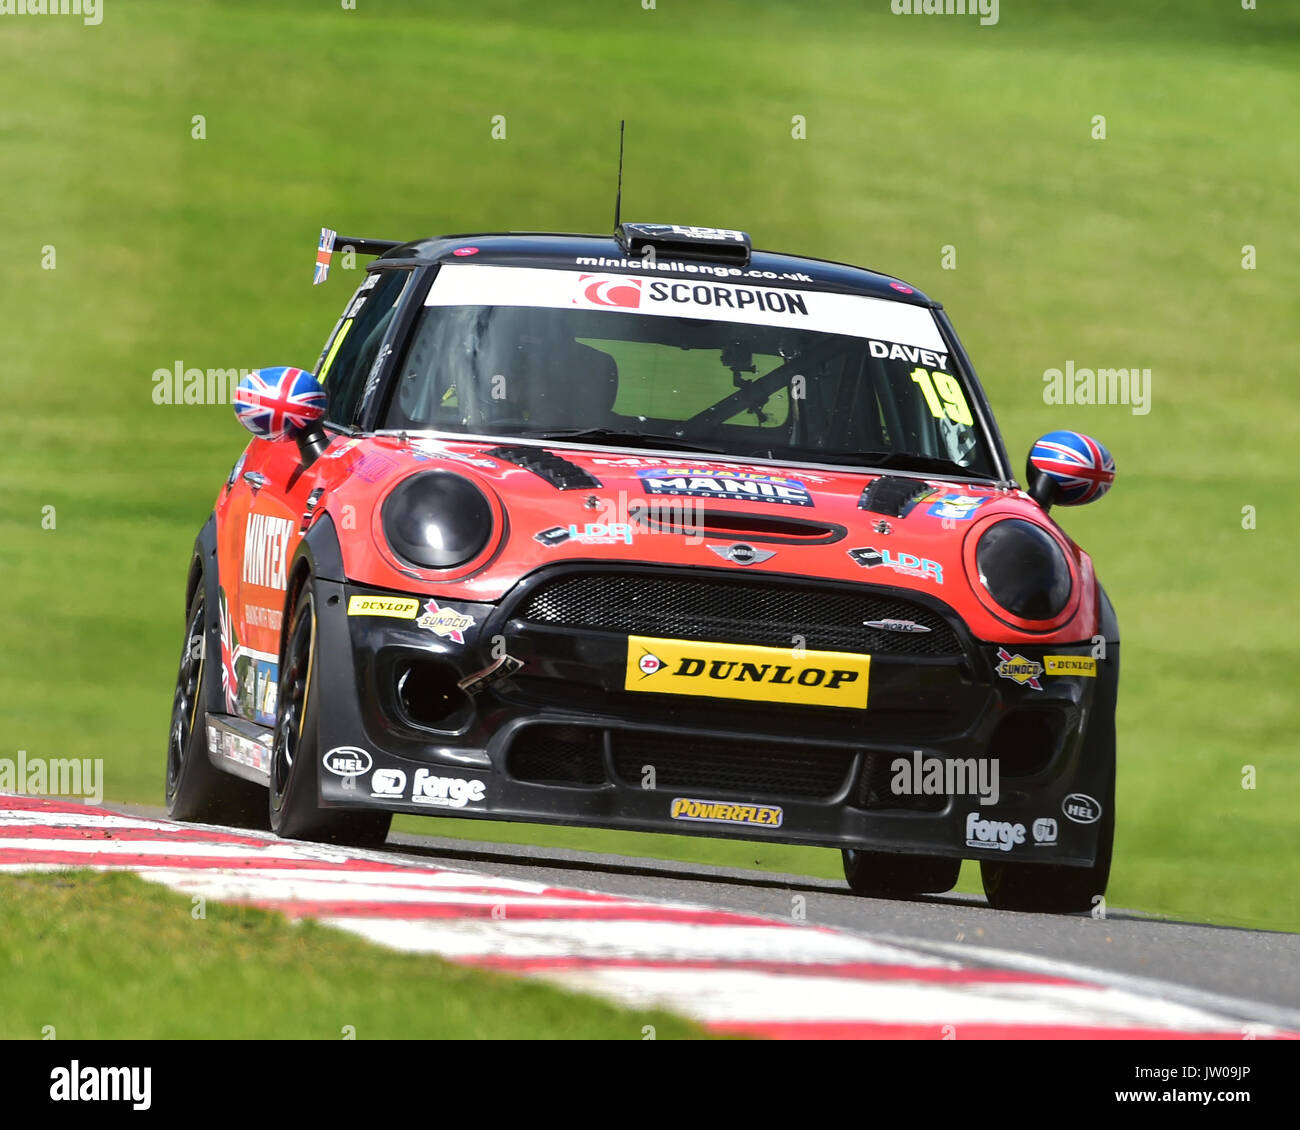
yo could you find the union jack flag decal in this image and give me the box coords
[218,590,241,711]
[313,227,337,285]
[234,367,327,442]
[1029,430,1115,506]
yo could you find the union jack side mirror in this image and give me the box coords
[1026,430,1115,510]
[233,367,327,442]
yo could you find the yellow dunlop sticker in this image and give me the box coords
[347,595,420,618]
[625,635,869,709]
[670,797,784,828]
[1044,655,1098,677]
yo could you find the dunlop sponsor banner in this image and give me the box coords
[347,595,420,618]
[1044,655,1097,677]
[670,797,784,828]
[625,635,869,709]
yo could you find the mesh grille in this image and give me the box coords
[505,726,605,786]
[610,732,853,800]
[518,572,961,656]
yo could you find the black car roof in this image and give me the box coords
[372,232,938,307]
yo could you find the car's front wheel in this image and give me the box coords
[268,582,391,848]
[842,849,961,897]
[165,569,265,825]
[979,796,1114,914]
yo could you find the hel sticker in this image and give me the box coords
[1062,793,1102,824]
[1044,655,1097,677]
[323,746,372,776]
[625,635,869,709]
[670,797,783,828]
[347,595,420,618]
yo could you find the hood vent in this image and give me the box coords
[858,475,933,518]
[484,445,602,490]
[640,508,845,545]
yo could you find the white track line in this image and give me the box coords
[0,794,1290,1039]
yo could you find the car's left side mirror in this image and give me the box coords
[234,366,330,465]
[1025,430,1115,511]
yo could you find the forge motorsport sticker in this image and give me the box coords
[637,467,812,507]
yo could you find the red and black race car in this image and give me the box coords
[166,222,1118,912]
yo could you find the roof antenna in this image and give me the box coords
[613,119,625,233]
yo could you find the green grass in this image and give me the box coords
[1,1,1297,932]
[0,871,708,1039]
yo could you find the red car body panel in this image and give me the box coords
[217,432,1098,704]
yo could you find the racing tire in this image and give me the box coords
[165,570,266,826]
[980,724,1115,913]
[268,583,391,848]
[842,849,961,897]
[979,798,1114,914]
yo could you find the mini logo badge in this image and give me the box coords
[1032,817,1058,844]
[1062,793,1102,824]
[864,618,932,634]
[322,746,373,777]
[418,599,475,644]
[707,543,775,566]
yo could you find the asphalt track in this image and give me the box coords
[94,798,1300,1034]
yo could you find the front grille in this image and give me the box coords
[506,725,605,786]
[517,572,962,656]
[610,732,854,800]
[854,754,946,812]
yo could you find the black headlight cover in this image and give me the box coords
[380,471,493,570]
[975,519,1072,621]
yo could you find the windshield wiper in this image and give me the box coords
[520,428,725,455]
[813,450,993,478]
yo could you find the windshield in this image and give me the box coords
[383,263,996,476]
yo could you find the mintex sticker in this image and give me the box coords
[425,264,947,351]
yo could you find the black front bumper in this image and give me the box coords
[312,564,1117,868]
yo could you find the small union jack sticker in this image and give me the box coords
[313,227,337,285]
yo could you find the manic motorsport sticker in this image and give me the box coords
[638,467,812,508]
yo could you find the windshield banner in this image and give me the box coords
[425,264,947,352]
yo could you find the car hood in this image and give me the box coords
[314,433,1096,643]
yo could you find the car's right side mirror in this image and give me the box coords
[1025,430,1116,511]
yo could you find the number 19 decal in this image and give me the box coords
[910,367,973,427]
